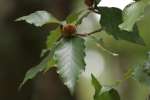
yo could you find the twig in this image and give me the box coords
[88,7,100,14]
[76,28,103,36]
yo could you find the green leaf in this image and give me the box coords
[46,27,61,49]
[66,10,85,24]
[133,52,150,85]
[91,74,120,100]
[54,37,86,94]
[40,49,50,58]
[66,9,90,25]
[119,1,150,31]
[19,53,55,89]
[133,65,150,85]
[40,27,61,58]
[116,25,145,45]
[20,42,58,89]
[98,7,123,36]
[16,11,60,27]
[91,74,102,98]
[98,7,145,45]
[96,88,120,100]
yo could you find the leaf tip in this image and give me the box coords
[18,79,26,91]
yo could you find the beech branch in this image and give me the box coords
[76,28,103,36]
[89,7,100,14]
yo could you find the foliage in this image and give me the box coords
[119,0,150,31]
[91,74,120,100]
[19,45,57,89]
[54,37,85,94]
[16,11,60,27]
[98,7,145,45]
[16,0,150,99]
[133,52,150,86]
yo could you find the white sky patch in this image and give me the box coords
[98,0,134,10]
[95,0,134,23]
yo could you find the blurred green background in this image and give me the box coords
[0,0,150,100]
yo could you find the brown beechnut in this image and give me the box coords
[61,24,76,37]
[84,0,94,7]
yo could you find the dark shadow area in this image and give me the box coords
[0,0,75,100]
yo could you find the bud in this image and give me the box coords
[84,0,94,7]
[62,24,76,37]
